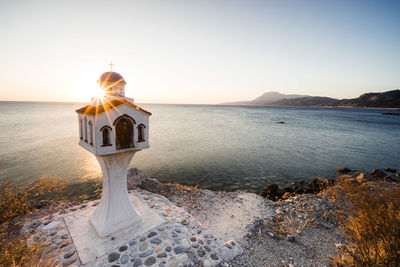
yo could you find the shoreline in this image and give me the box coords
[2,167,399,266]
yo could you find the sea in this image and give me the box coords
[0,101,399,192]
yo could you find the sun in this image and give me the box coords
[94,88,105,98]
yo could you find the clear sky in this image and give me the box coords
[0,0,399,104]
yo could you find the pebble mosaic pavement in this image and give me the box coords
[23,190,242,267]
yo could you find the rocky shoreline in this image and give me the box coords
[258,167,399,201]
[8,167,400,266]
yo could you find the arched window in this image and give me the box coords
[137,124,146,142]
[79,118,83,140]
[88,121,93,146]
[101,127,111,146]
[115,118,134,150]
[84,117,88,142]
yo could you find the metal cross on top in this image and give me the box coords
[108,61,115,71]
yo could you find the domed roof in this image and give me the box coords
[97,72,126,84]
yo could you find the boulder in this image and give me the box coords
[308,178,332,193]
[261,184,282,200]
[337,167,352,175]
[356,172,374,183]
[370,169,387,180]
[127,168,149,190]
[383,175,400,183]
[384,168,397,173]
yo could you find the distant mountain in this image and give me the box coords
[270,96,337,106]
[222,89,400,108]
[222,91,309,105]
[324,90,400,108]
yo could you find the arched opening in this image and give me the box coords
[79,118,83,140]
[138,124,146,142]
[84,117,88,142]
[115,118,134,149]
[88,121,93,146]
[102,127,111,146]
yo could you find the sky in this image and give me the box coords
[0,0,399,104]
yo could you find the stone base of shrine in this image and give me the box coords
[26,190,242,267]
[64,194,165,264]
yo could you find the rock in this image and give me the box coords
[187,251,198,262]
[175,254,189,263]
[370,169,386,180]
[165,246,172,252]
[139,250,153,258]
[61,234,69,239]
[315,220,333,229]
[224,242,232,249]
[139,236,147,242]
[190,236,197,242]
[160,232,168,239]
[287,234,296,242]
[139,242,148,251]
[144,256,156,266]
[268,232,274,237]
[174,246,185,254]
[384,168,397,173]
[62,258,77,266]
[30,221,41,229]
[121,255,129,264]
[384,175,400,182]
[133,258,143,267]
[261,184,280,200]
[119,245,127,252]
[337,167,352,174]
[108,252,120,263]
[308,177,332,193]
[64,251,75,259]
[147,232,157,238]
[150,237,162,245]
[210,253,219,260]
[157,252,167,258]
[127,168,149,190]
[181,239,191,249]
[129,240,137,246]
[356,173,374,183]
[202,259,213,267]
[198,250,206,257]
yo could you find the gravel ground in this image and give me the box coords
[133,169,345,266]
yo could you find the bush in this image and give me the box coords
[0,177,66,266]
[0,177,67,225]
[327,180,400,266]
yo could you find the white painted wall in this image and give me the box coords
[78,103,150,156]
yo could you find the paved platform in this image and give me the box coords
[24,190,242,267]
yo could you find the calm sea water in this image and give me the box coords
[0,101,399,192]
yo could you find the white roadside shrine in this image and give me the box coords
[75,71,152,238]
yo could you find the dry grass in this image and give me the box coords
[326,180,400,266]
[0,178,66,267]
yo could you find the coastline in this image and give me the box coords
[219,103,400,110]
[4,167,398,266]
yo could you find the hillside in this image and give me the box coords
[324,89,400,108]
[222,89,400,108]
[222,91,309,105]
[270,96,337,106]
